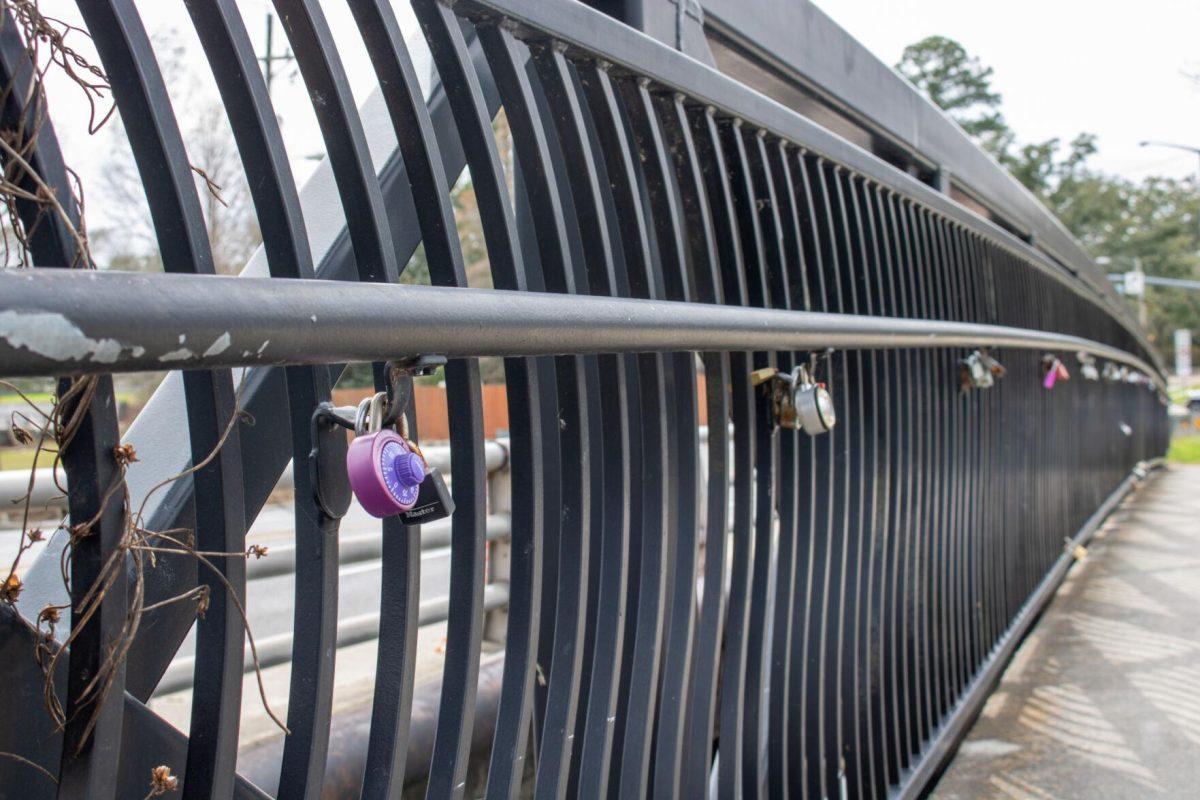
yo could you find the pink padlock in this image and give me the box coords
[1043,356,1070,389]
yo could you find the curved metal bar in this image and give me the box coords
[855,175,893,797]
[742,128,802,799]
[525,41,634,798]
[575,61,671,798]
[341,3,490,795]
[764,139,807,800]
[468,21,595,798]
[891,195,926,761]
[714,117,777,798]
[830,167,872,799]
[915,207,948,746]
[178,1,323,795]
[907,194,934,781]
[657,95,733,799]
[802,156,835,800]
[782,145,820,800]
[556,81,662,796]
[876,189,907,778]
[0,12,126,797]
[844,171,884,797]
[70,3,245,799]
[618,78,701,799]
[347,9,489,800]
[266,0,403,794]
[391,6,545,798]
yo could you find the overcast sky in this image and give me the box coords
[815,0,1200,182]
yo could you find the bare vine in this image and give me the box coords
[0,1,285,786]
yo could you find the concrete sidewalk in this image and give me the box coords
[934,464,1200,799]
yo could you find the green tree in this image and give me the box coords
[896,35,1012,157]
[898,37,1200,357]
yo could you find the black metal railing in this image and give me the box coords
[0,1,1167,799]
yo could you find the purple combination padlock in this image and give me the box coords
[346,429,427,518]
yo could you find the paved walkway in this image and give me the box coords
[934,464,1200,799]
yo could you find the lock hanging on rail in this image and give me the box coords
[1076,351,1100,381]
[311,357,455,523]
[757,354,837,435]
[1042,354,1070,389]
[346,391,430,518]
[959,349,1005,391]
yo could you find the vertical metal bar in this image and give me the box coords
[345,4,530,797]
[267,0,408,795]
[682,104,751,800]
[740,129,796,800]
[809,157,851,800]
[72,3,244,798]
[468,21,592,799]
[525,41,633,799]
[0,14,125,796]
[765,140,810,800]
[716,118,776,799]
[938,217,964,707]
[656,90,733,798]
[575,63,670,799]
[865,181,901,790]
[916,208,951,729]
[384,13,550,798]
[843,172,885,798]
[828,168,874,799]
[894,199,927,753]
[618,78,701,800]
[791,150,835,800]
[181,3,324,795]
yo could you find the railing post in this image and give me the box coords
[484,439,512,643]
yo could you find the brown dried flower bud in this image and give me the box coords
[1,573,22,604]
[148,765,178,796]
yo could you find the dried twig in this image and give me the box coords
[0,0,287,764]
[0,751,57,784]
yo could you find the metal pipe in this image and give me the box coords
[245,514,512,580]
[0,271,1166,389]
[1109,272,1200,292]
[153,582,511,696]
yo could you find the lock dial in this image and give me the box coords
[347,429,426,518]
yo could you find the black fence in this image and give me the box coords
[0,1,1167,798]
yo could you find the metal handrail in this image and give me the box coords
[0,271,1166,391]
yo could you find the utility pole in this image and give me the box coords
[258,12,295,98]
[1134,257,1147,328]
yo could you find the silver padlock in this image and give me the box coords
[959,349,1004,390]
[789,364,836,435]
[1077,352,1100,381]
[962,352,991,389]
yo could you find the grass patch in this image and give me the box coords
[0,447,42,471]
[0,391,54,406]
[1168,435,1200,464]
